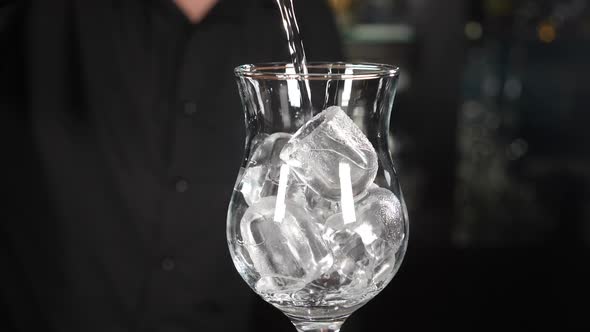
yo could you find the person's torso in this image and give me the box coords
[5,1,342,331]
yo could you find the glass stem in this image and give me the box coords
[292,321,343,332]
[296,328,340,332]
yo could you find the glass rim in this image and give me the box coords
[234,62,400,80]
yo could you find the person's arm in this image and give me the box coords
[0,0,24,106]
[0,3,28,327]
[2,3,28,331]
[0,0,20,31]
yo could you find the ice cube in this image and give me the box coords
[324,229,371,287]
[240,196,333,293]
[249,132,291,170]
[357,187,404,287]
[249,133,270,157]
[296,228,371,302]
[327,187,404,249]
[240,166,272,206]
[357,187,405,251]
[241,167,306,207]
[255,276,307,294]
[324,186,404,286]
[304,187,340,223]
[280,106,378,200]
[370,239,397,287]
[240,133,292,205]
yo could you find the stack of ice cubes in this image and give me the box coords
[239,106,405,297]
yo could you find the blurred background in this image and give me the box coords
[254,0,590,330]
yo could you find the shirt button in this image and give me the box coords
[174,177,189,193]
[183,101,197,116]
[161,257,175,271]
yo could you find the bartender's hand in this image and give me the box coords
[173,0,219,23]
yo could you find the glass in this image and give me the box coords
[227,62,409,332]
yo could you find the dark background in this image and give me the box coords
[254,0,590,330]
[2,0,589,331]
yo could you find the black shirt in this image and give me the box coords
[1,1,342,331]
